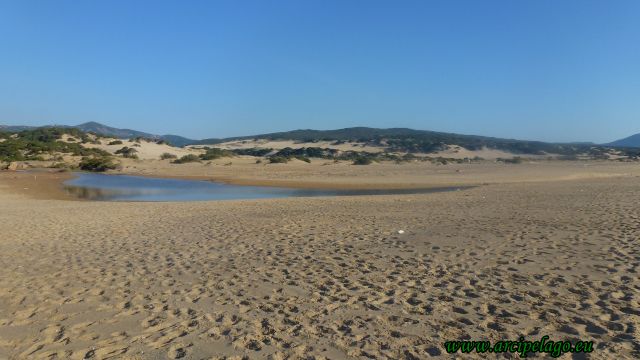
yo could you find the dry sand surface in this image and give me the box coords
[199,140,557,160]
[118,159,639,189]
[427,145,546,160]
[195,140,385,154]
[83,138,201,161]
[0,163,639,359]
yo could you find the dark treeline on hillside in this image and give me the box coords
[192,127,623,156]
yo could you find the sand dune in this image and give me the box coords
[0,165,639,359]
[203,140,559,161]
[195,139,386,154]
[427,145,548,160]
[83,137,201,161]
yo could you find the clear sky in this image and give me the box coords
[0,0,638,142]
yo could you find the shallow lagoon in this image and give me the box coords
[65,173,468,202]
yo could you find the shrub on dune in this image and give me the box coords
[172,154,200,164]
[115,146,138,159]
[268,156,289,164]
[160,152,177,160]
[352,157,373,165]
[79,157,117,172]
[200,148,232,160]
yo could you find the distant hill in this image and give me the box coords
[0,122,153,139]
[0,122,196,147]
[193,127,437,144]
[73,122,195,146]
[2,122,638,155]
[193,127,593,155]
[606,133,640,148]
[74,121,155,139]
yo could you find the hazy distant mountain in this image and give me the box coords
[74,121,154,139]
[606,133,640,148]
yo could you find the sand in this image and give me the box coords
[195,139,386,154]
[201,140,559,160]
[116,158,639,189]
[427,145,548,160]
[0,162,639,359]
[82,138,201,161]
[0,171,75,201]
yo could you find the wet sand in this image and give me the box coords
[0,162,639,359]
[115,158,640,189]
[0,170,76,201]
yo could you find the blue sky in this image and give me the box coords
[0,0,638,142]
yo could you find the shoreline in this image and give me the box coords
[114,171,471,190]
[2,160,640,201]
[0,169,77,201]
[1,168,477,201]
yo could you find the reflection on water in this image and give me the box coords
[66,186,127,200]
[64,173,470,202]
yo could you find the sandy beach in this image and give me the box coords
[3,0,639,358]
[0,162,639,359]
[117,158,640,189]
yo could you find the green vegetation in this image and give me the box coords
[199,148,232,160]
[160,152,177,160]
[271,147,493,165]
[129,136,170,145]
[268,156,289,164]
[0,127,110,162]
[228,145,465,165]
[50,162,69,169]
[2,126,638,171]
[172,154,200,164]
[114,146,138,159]
[79,157,117,172]
[271,147,338,159]
[230,147,273,157]
[352,157,373,165]
[500,157,523,164]
[245,146,337,163]
[191,127,631,156]
[227,143,640,165]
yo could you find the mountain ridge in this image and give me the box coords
[2,121,638,151]
[606,133,640,148]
